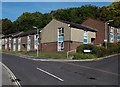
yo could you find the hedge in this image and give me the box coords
[76,42,120,58]
[102,42,120,54]
[73,53,96,59]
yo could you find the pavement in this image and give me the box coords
[2,65,13,86]
[1,52,120,86]
[3,52,120,62]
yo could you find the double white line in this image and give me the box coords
[36,67,64,82]
[0,62,21,87]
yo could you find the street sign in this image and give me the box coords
[84,50,92,53]
[104,39,107,42]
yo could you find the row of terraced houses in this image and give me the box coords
[0,18,120,53]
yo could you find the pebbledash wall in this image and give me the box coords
[41,19,97,53]
[1,18,120,53]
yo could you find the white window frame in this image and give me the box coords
[18,37,21,51]
[0,39,2,50]
[34,34,39,50]
[13,38,16,51]
[57,27,64,51]
[27,35,31,51]
[83,31,88,44]
[5,38,8,49]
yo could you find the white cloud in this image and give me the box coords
[2,0,114,2]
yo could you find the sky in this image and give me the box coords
[1,0,115,2]
[2,2,113,22]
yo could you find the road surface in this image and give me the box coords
[1,53,119,86]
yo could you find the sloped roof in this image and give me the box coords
[82,18,105,30]
[13,29,42,38]
[55,19,97,32]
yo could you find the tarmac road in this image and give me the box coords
[1,52,120,86]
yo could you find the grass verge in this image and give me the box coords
[27,53,67,59]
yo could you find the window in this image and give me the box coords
[117,36,120,39]
[110,33,114,38]
[28,36,30,39]
[58,28,64,36]
[83,31,88,44]
[27,36,31,44]
[58,27,64,51]
[58,42,64,51]
[109,33,114,42]
[34,34,39,50]
[91,38,95,44]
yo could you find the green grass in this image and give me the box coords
[27,53,67,59]
[1,50,27,54]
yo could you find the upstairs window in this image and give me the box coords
[58,28,64,37]
[83,31,88,44]
[58,27,64,51]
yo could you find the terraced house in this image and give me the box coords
[12,30,41,52]
[1,18,120,53]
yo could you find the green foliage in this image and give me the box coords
[73,53,96,59]
[52,5,98,24]
[106,42,120,54]
[2,18,14,35]
[13,12,52,32]
[98,1,120,27]
[77,44,108,57]
[2,1,120,34]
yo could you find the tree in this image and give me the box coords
[13,12,52,32]
[98,1,120,27]
[51,5,99,24]
[2,18,13,35]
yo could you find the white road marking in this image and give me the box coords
[0,62,21,87]
[36,67,64,82]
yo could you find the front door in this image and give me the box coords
[27,36,31,51]
[18,37,21,51]
[13,38,16,51]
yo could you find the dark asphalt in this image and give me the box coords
[1,53,120,86]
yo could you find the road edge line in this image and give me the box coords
[0,62,21,87]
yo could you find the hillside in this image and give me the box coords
[2,1,120,35]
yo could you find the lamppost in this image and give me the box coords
[33,26,39,57]
[104,20,113,48]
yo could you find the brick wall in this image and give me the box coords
[41,41,83,53]
[21,36,27,51]
[82,18,107,45]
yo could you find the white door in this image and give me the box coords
[27,36,31,51]
[5,39,7,50]
[13,38,16,51]
[34,35,38,50]
[18,37,21,51]
[27,44,30,51]
[9,37,12,50]
[0,39,2,50]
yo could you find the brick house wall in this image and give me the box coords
[30,35,34,51]
[21,36,27,51]
[41,41,83,53]
[82,18,107,45]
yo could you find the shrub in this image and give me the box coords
[77,44,108,57]
[116,42,120,53]
[104,42,120,54]
[73,53,96,59]
[77,44,98,54]
[96,46,109,57]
